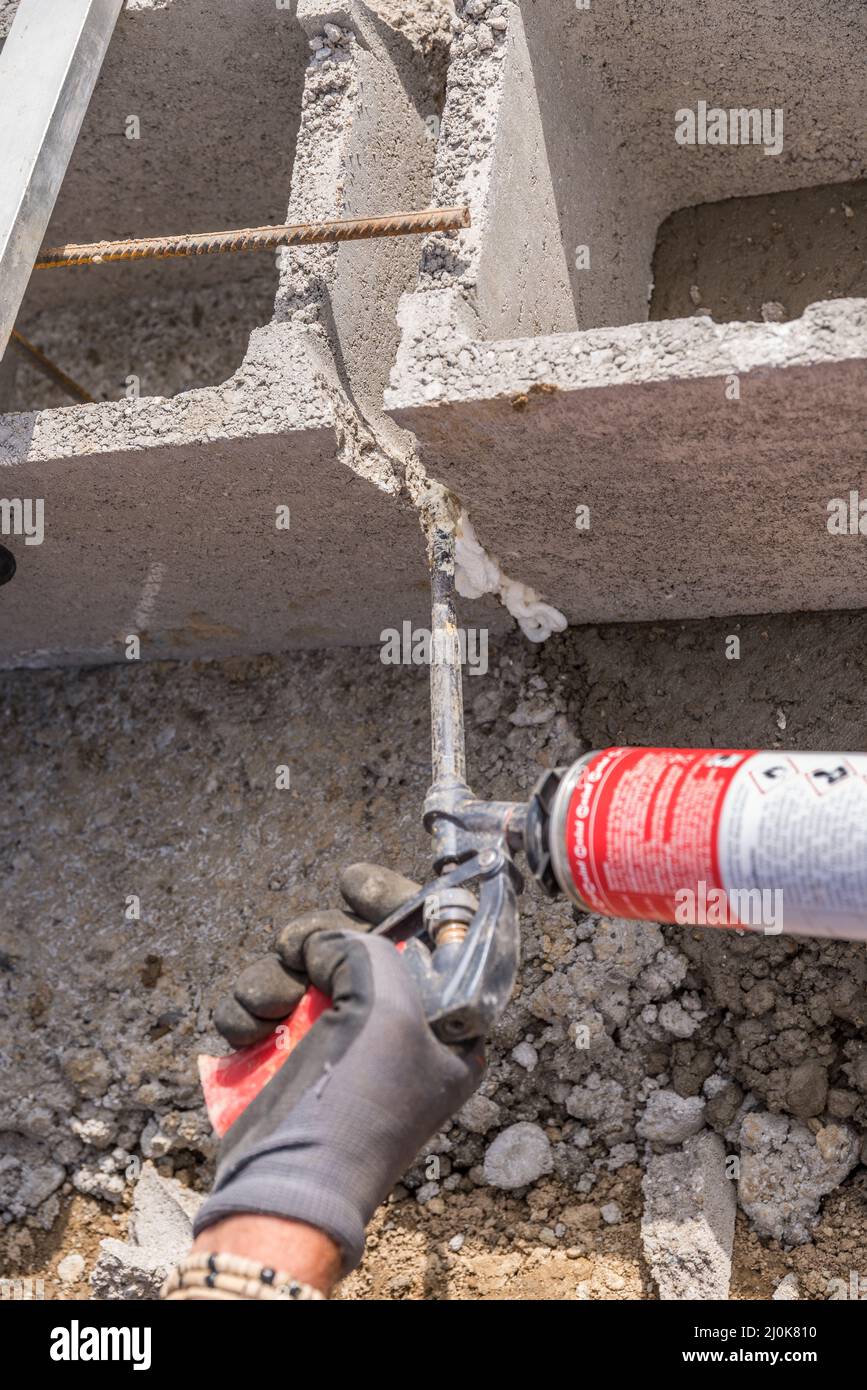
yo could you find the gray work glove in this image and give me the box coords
[194,864,485,1274]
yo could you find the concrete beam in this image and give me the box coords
[0,0,123,354]
[390,305,867,623]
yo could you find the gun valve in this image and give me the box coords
[424,886,477,948]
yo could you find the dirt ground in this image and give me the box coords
[652,177,867,323]
[1,607,865,1300]
[3,1167,865,1301]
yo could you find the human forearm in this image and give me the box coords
[191,1214,341,1296]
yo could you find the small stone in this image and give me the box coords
[787,1061,828,1119]
[57,1253,86,1284]
[73,1166,126,1205]
[458,1094,501,1135]
[448,1234,464,1252]
[61,1049,112,1099]
[70,1115,117,1151]
[761,301,786,323]
[415,1181,440,1206]
[636,1090,705,1144]
[772,1273,800,1301]
[483,1122,553,1190]
[601,1201,622,1225]
[511,1042,538,1072]
[705,1080,743,1131]
[827,1089,858,1119]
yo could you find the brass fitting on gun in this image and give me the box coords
[424,886,478,949]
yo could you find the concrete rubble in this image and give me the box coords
[91,1162,203,1300]
[1,611,866,1300]
[641,1132,736,1301]
[737,1112,860,1245]
[0,0,865,1302]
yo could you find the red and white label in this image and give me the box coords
[562,747,867,939]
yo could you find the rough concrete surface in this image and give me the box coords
[1,610,866,1301]
[517,0,867,330]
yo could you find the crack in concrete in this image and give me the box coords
[318,363,569,640]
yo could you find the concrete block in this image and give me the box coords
[387,2,867,626]
[0,1,451,666]
[390,306,867,623]
[3,0,867,667]
[2,0,311,404]
[641,1130,736,1301]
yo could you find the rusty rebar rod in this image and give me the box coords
[9,329,94,403]
[35,205,470,270]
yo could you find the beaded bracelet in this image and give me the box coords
[161,1251,327,1301]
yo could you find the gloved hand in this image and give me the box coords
[194,864,485,1275]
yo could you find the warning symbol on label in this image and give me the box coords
[750,762,793,794]
[808,763,850,795]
